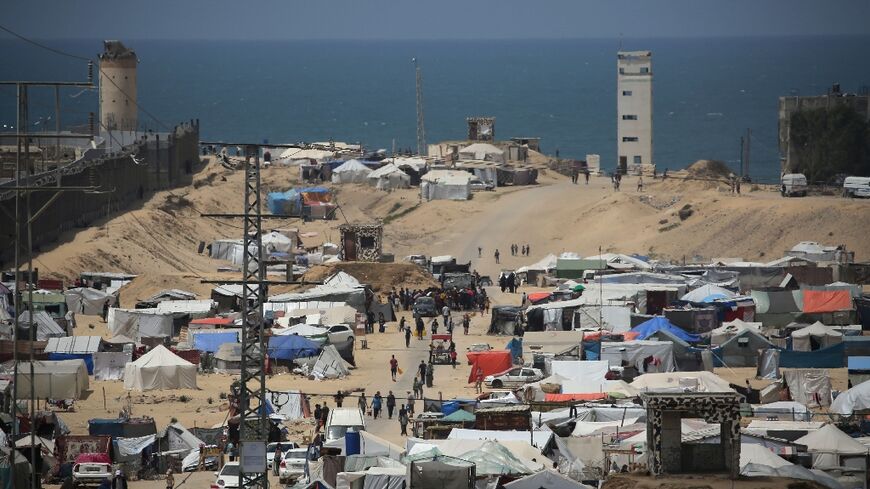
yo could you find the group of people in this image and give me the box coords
[509,243,530,256]
[611,172,623,190]
[498,271,518,293]
[571,167,591,184]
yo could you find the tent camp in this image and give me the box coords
[458,143,506,164]
[794,423,869,469]
[420,170,471,201]
[680,284,737,303]
[65,288,116,315]
[791,322,843,351]
[367,163,410,190]
[14,359,89,399]
[124,345,198,391]
[309,345,350,380]
[711,319,763,345]
[331,159,372,184]
[628,317,701,342]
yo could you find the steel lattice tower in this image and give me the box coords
[239,145,269,489]
[414,57,426,156]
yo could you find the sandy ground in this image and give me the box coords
[602,473,828,489]
[26,157,870,487]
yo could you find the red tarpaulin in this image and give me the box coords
[803,290,852,313]
[74,453,111,464]
[190,317,234,326]
[467,351,512,384]
[527,292,552,304]
[544,393,607,402]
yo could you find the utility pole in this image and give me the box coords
[739,136,744,178]
[413,57,426,157]
[744,128,751,179]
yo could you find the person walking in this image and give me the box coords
[273,444,283,476]
[113,470,128,489]
[164,470,174,489]
[585,169,590,184]
[313,404,323,432]
[478,246,482,257]
[430,318,439,335]
[389,355,399,381]
[225,440,236,462]
[334,391,345,408]
[320,403,330,430]
[405,325,412,347]
[372,392,383,419]
[425,362,434,388]
[399,316,406,332]
[462,313,470,335]
[637,176,643,192]
[450,350,457,369]
[398,405,409,436]
[406,391,415,416]
[494,249,500,264]
[416,316,424,340]
[378,312,386,333]
[474,366,485,394]
[386,391,396,419]
[358,392,368,416]
[441,305,450,328]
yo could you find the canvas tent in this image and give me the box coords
[108,308,174,341]
[93,352,132,381]
[831,379,870,416]
[65,288,116,315]
[794,423,869,469]
[680,284,737,303]
[13,359,89,399]
[628,317,701,342]
[331,159,372,184]
[420,170,471,201]
[791,322,843,351]
[599,341,675,373]
[549,360,610,393]
[409,459,474,489]
[213,343,241,372]
[124,345,197,391]
[711,319,763,345]
[17,311,66,340]
[367,163,410,190]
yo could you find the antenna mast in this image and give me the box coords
[413,57,426,156]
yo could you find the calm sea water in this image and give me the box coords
[1,37,869,182]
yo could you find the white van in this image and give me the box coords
[843,176,870,198]
[325,407,365,441]
[781,173,808,197]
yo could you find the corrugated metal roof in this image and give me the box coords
[45,336,101,354]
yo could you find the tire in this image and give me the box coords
[491,379,503,389]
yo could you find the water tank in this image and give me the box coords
[345,429,360,455]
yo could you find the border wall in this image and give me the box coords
[0,120,200,267]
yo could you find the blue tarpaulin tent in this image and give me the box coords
[47,353,94,374]
[630,316,701,343]
[506,337,523,361]
[192,332,239,353]
[267,335,320,361]
[779,342,845,368]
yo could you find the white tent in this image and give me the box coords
[831,379,870,416]
[503,470,592,489]
[65,287,116,315]
[310,345,350,380]
[277,147,335,163]
[680,284,737,303]
[93,351,132,381]
[711,318,763,345]
[367,163,410,190]
[108,308,174,341]
[791,321,843,351]
[795,423,869,469]
[458,143,506,163]
[420,170,471,201]
[262,231,294,254]
[331,159,372,184]
[631,371,734,393]
[124,345,198,391]
[516,254,558,274]
[14,359,89,399]
[739,444,791,471]
[550,360,610,393]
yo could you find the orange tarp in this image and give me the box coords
[301,192,333,205]
[467,350,512,384]
[545,393,608,402]
[803,289,852,313]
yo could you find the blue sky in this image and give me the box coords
[4,0,870,40]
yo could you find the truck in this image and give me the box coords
[843,176,870,198]
[781,173,808,197]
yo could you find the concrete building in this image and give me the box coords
[617,51,653,175]
[99,40,138,132]
[778,84,870,173]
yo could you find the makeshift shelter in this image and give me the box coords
[124,345,198,391]
[488,306,523,335]
[457,440,533,476]
[802,287,853,313]
[791,322,843,351]
[794,423,869,469]
[44,336,101,374]
[310,345,350,380]
[367,163,410,190]
[466,351,512,383]
[213,343,241,372]
[267,335,320,362]
[191,331,238,353]
[108,308,174,341]
[680,284,737,303]
[599,341,675,373]
[628,316,701,342]
[92,352,131,381]
[711,319,763,345]
[715,329,774,368]
[831,379,870,415]
[631,371,734,393]
[64,288,116,315]
[503,469,592,489]
[17,311,66,340]
[408,459,474,489]
[420,171,471,201]
[458,143,506,163]
[331,159,372,184]
[515,254,557,287]
[14,359,89,399]
[549,360,610,393]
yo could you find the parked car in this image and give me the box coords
[267,442,299,469]
[469,177,495,192]
[404,254,428,267]
[72,462,112,487]
[278,448,309,484]
[843,176,870,198]
[213,462,240,489]
[413,296,438,317]
[327,324,355,345]
[781,173,808,197]
[484,367,544,388]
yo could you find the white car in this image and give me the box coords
[214,462,240,489]
[72,462,112,487]
[327,325,355,345]
[267,442,299,469]
[469,177,495,191]
[404,254,428,267]
[278,448,309,484]
[484,367,544,389]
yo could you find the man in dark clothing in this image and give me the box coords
[112,470,128,489]
[425,363,434,387]
[313,404,322,431]
[386,391,396,419]
[405,326,412,347]
[418,361,427,379]
[334,391,344,408]
[398,405,409,435]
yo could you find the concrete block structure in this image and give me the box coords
[339,223,383,262]
[617,51,653,175]
[99,40,138,132]
[640,392,742,479]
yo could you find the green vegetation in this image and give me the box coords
[790,105,870,181]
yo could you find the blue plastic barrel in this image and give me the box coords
[345,430,361,455]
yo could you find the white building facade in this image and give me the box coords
[617,51,653,174]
